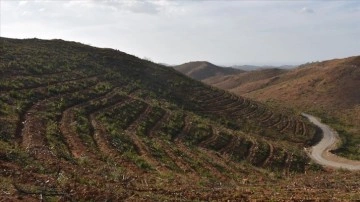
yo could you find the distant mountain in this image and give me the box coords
[244,56,360,111]
[231,64,296,71]
[174,61,244,80]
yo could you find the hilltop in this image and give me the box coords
[174,61,244,80]
[0,38,359,200]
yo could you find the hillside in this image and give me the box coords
[0,38,359,200]
[191,56,360,161]
[174,61,244,80]
[203,68,288,94]
[243,57,360,160]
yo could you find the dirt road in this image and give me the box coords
[302,113,360,170]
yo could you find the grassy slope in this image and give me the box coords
[242,57,360,160]
[0,37,358,200]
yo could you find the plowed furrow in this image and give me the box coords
[198,126,217,147]
[229,104,252,117]
[60,108,94,158]
[221,99,246,111]
[173,115,191,141]
[149,111,170,138]
[21,116,47,151]
[259,111,273,122]
[198,98,241,113]
[264,114,281,126]
[200,91,226,104]
[284,153,293,174]
[124,106,167,172]
[197,147,238,178]
[90,115,116,157]
[194,89,222,100]
[220,100,249,113]
[246,139,257,161]
[90,116,141,173]
[18,80,103,149]
[202,95,235,108]
[128,134,165,172]
[262,142,274,167]
[14,75,101,142]
[294,120,300,135]
[59,87,127,158]
[280,118,292,133]
[218,136,240,154]
[250,141,270,166]
[158,140,196,174]
[242,105,259,117]
[0,70,84,92]
[276,118,288,130]
[248,107,266,119]
[125,105,152,132]
[231,138,253,161]
[89,97,133,151]
[270,114,283,128]
[301,122,308,136]
[1,69,71,78]
[230,100,253,115]
[0,70,72,85]
[174,142,225,179]
[0,73,101,96]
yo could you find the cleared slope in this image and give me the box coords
[203,68,288,93]
[0,37,325,200]
[244,57,360,109]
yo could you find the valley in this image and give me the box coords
[177,57,360,162]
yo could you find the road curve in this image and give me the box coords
[302,113,360,171]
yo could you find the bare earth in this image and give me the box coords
[303,113,360,170]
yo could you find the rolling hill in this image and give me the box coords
[203,68,289,94]
[243,57,360,160]
[0,37,359,200]
[174,61,244,80]
[178,56,360,161]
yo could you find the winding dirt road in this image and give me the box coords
[302,113,360,170]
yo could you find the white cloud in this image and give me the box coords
[300,7,315,14]
[1,0,359,65]
[18,1,28,6]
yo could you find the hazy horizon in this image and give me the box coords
[1,0,359,66]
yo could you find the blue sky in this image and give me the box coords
[1,0,359,66]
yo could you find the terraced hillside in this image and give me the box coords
[0,37,342,200]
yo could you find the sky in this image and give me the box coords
[1,0,360,66]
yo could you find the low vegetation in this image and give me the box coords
[0,37,358,200]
